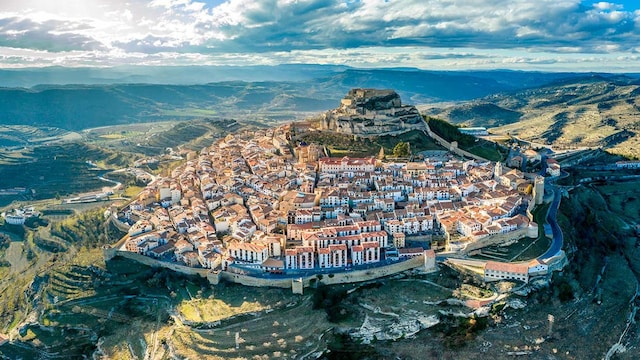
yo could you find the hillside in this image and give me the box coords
[0,68,601,132]
[427,75,640,158]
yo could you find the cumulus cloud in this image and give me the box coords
[0,16,104,52]
[0,0,638,69]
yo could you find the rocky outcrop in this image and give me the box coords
[321,88,425,136]
[351,312,439,344]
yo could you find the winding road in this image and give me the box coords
[538,183,564,261]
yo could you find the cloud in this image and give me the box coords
[0,16,105,52]
[0,0,638,70]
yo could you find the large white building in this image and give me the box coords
[319,156,376,175]
[484,261,529,283]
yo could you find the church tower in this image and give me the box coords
[494,161,503,180]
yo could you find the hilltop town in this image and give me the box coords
[108,90,565,292]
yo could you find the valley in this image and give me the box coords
[1,71,640,359]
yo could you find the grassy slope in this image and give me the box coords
[297,129,445,158]
[434,78,640,159]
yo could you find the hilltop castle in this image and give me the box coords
[320,88,425,136]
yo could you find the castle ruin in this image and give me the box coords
[321,88,425,136]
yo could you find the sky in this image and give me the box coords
[0,0,639,71]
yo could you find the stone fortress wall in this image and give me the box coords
[104,246,434,293]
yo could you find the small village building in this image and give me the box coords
[392,232,406,248]
[484,261,529,283]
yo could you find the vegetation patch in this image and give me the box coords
[297,129,443,158]
[427,117,506,161]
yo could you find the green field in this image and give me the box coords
[297,129,444,158]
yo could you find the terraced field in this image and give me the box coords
[44,265,97,304]
[172,298,331,360]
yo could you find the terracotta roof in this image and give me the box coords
[485,261,528,274]
[329,244,347,251]
[398,247,424,255]
[362,241,379,249]
[261,258,284,268]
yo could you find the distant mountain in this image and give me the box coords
[428,74,640,158]
[0,64,352,88]
[0,67,611,131]
[430,102,523,127]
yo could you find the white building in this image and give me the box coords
[319,156,376,175]
[484,261,529,283]
[228,242,269,264]
[285,247,315,269]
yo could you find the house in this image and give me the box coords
[398,247,424,258]
[317,247,332,268]
[227,242,269,264]
[329,244,348,267]
[128,220,153,237]
[174,238,194,254]
[285,246,315,269]
[351,245,364,265]
[252,234,284,257]
[424,249,436,272]
[392,232,406,248]
[148,241,176,258]
[361,242,380,264]
[527,259,549,276]
[261,258,285,272]
[508,155,523,169]
[484,261,529,283]
[546,158,561,177]
[181,251,200,267]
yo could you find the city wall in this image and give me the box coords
[462,228,529,254]
[110,213,131,233]
[103,247,429,291]
[314,255,425,286]
[220,255,426,289]
[104,248,211,278]
[424,125,489,162]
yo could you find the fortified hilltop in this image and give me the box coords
[320,88,425,136]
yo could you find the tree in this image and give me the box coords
[392,141,410,157]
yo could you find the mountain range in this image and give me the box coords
[0,66,615,129]
[427,74,640,158]
[1,66,640,158]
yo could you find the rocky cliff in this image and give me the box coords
[321,88,425,136]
